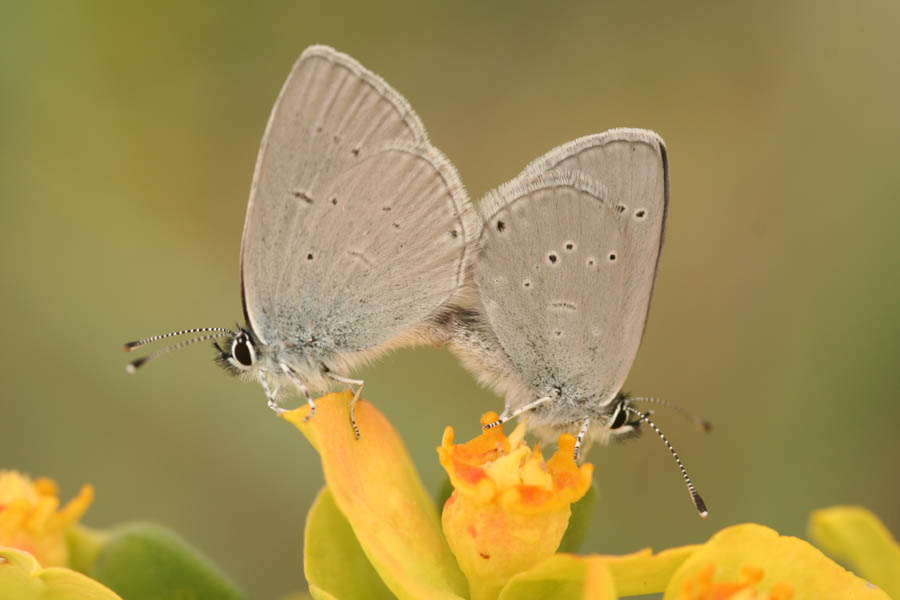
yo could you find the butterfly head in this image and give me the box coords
[605,393,643,441]
[213,327,262,375]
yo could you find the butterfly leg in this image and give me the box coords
[328,373,365,440]
[574,417,591,462]
[498,398,512,421]
[260,371,285,415]
[483,396,552,430]
[276,363,316,422]
[300,384,316,423]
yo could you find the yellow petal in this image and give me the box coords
[665,523,891,600]
[808,506,900,599]
[496,554,616,600]
[282,391,466,600]
[601,545,700,596]
[0,546,123,600]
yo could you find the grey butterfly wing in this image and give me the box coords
[476,131,667,404]
[241,45,476,358]
[519,128,669,313]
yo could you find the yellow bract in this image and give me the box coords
[498,554,616,600]
[664,523,891,600]
[676,563,795,600]
[282,391,467,600]
[0,470,93,567]
[0,547,122,600]
[808,506,900,599]
[601,545,702,597]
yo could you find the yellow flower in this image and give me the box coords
[664,523,891,600]
[437,411,593,600]
[0,470,93,567]
[1,471,248,598]
[283,394,898,600]
[284,393,659,600]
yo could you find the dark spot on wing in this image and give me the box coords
[549,301,576,311]
[292,190,313,204]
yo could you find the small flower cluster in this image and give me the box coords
[0,470,245,598]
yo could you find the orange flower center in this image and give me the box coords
[680,563,794,600]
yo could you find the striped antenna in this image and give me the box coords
[625,406,708,518]
[123,327,234,352]
[630,396,712,432]
[125,332,233,374]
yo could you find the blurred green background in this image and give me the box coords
[2,1,899,598]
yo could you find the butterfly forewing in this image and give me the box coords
[241,46,475,355]
[520,128,669,310]
[476,129,668,405]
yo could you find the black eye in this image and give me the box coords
[610,406,629,429]
[233,338,253,366]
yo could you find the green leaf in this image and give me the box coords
[556,483,596,553]
[89,522,247,600]
[304,487,394,600]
